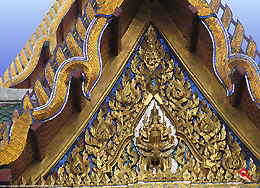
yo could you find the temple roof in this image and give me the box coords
[0,104,19,124]
[0,0,259,186]
[0,88,35,123]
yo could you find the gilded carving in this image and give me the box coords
[135,104,177,181]
[20,25,259,186]
[1,0,259,171]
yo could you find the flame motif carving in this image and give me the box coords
[20,25,259,186]
[1,0,259,171]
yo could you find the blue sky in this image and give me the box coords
[0,0,56,76]
[0,0,259,76]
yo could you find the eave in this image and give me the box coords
[9,0,259,184]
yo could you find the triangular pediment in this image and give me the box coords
[19,24,259,186]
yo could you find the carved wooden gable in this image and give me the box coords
[20,25,260,187]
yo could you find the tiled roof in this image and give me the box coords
[0,104,20,124]
[0,88,34,124]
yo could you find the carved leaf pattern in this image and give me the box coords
[21,25,259,186]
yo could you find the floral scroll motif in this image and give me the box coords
[20,25,259,186]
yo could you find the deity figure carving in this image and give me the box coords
[135,105,176,178]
